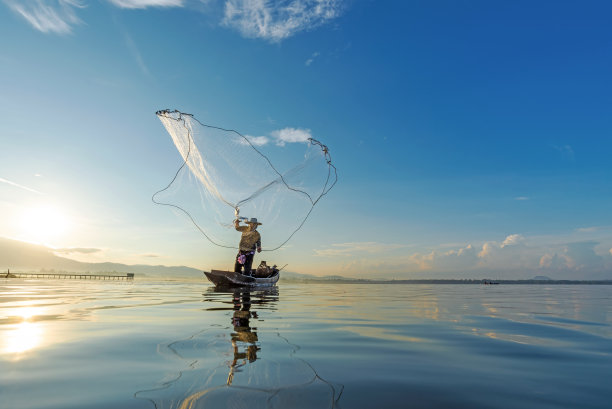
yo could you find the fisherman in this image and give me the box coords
[234,217,262,275]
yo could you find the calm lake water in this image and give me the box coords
[1,278,611,409]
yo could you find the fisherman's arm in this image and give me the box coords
[234,219,247,232]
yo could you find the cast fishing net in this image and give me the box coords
[153,110,337,251]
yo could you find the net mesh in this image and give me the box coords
[154,110,337,251]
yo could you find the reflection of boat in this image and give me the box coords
[137,286,342,409]
[204,269,280,288]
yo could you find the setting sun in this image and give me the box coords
[20,205,71,243]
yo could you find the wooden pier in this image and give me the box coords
[3,270,134,280]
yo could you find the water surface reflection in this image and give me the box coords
[4,281,610,409]
[1,305,52,359]
[138,286,342,409]
[227,289,262,385]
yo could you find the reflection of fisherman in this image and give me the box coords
[227,290,260,385]
[234,218,262,275]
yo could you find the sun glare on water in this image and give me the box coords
[1,307,45,358]
[20,205,71,244]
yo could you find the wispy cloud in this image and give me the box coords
[314,242,406,257]
[576,226,599,233]
[4,0,182,34]
[107,0,183,9]
[305,51,319,66]
[0,177,43,194]
[54,247,102,254]
[222,0,343,42]
[514,196,529,201]
[4,0,84,34]
[7,0,344,42]
[122,30,152,78]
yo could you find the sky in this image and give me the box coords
[1,0,612,279]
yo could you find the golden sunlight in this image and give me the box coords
[20,205,71,243]
[3,322,44,355]
[1,307,45,357]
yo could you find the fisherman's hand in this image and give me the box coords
[257,247,262,253]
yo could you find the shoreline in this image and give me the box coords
[280,278,612,285]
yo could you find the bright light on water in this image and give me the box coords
[3,321,43,355]
[1,306,45,357]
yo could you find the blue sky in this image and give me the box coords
[1,0,611,279]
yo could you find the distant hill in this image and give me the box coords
[280,271,612,285]
[280,271,355,282]
[0,237,201,278]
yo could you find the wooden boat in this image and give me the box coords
[204,269,280,288]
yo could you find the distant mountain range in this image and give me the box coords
[0,237,202,277]
[0,237,338,280]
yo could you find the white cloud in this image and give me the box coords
[4,0,84,34]
[305,51,319,66]
[271,127,311,146]
[243,134,270,146]
[477,242,494,258]
[476,235,540,273]
[222,0,343,42]
[501,234,524,247]
[309,229,612,278]
[514,196,529,201]
[410,235,612,279]
[107,0,183,8]
[235,127,311,147]
[410,244,480,272]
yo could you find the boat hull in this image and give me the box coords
[204,269,279,288]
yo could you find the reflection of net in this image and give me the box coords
[153,110,337,251]
[135,289,343,409]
